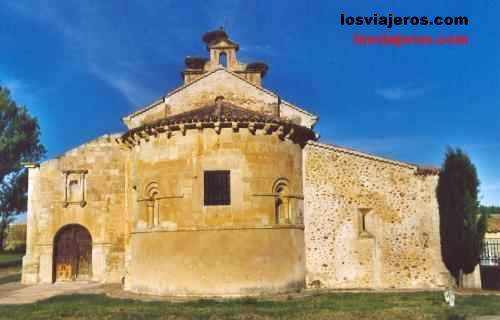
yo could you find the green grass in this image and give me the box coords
[0,252,22,284]
[0,253,496,319]
[0,253,22,264]
[0,292,499,319]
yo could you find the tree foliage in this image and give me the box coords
[480,205,500,215]
[0,86,45,249]
[436,148,488,284]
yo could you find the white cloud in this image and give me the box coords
[375,84,428,101]
[4,1,168,109]
[4,1,79,40]
[89,64,157,107]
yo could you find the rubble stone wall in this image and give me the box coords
[303,142,450,289]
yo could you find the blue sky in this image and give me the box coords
[0,1,498,205]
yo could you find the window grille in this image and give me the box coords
[204,171,230,206]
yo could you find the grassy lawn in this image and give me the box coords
[0,252,22,284]
[0,253,497,319]
[0,292,499,319]
[0,253,22,264]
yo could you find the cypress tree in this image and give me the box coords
[436,148,487,286]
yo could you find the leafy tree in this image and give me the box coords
[0,86,45,249]
[0,171,28,249]
[436,148,488,286]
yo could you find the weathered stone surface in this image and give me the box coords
[22,134,127,284]
[303,142,450,289]
[126,227,304,296]
[122,126,306,295]
[123,69,317,130]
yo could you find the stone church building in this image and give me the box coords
[22,30,450,296]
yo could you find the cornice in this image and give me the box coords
[118,118,316,148]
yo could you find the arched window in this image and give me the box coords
[273,178,290,224]
[145,182,160,228]
[219,51,227,68]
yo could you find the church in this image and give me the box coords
[21,30,450,296]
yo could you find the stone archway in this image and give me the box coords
[53,224,92,282]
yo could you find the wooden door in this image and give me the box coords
[75,228,92,280]
[54,225,92,282]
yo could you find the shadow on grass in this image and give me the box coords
[0,291,498,319]
[0,292,494,320]
[0,260,22,269]
[0,273,21,285]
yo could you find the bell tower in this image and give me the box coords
[203,28,241,71]
[182,28,268,86]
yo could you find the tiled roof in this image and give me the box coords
[159,100,280,124]
[123,69,318,123]
[185,57,208,69]
[245,63,268,77]
[415,166,440,176]
[121,100,317,144]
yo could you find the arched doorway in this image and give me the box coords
[53,224,92,282]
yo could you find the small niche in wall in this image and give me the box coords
[62,170,88,207]
[273,178,290,224]
[68,179,80,202]
[358,208,374,238]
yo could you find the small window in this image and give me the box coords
[204,171,230,206]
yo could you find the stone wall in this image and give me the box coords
[124,127,306,295]
[22,134,127,284]
[127,227,304,296]
[303,142,450,289]
[123,69,317,129]
[127,127,305,229]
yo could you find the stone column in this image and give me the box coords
[21,164,41,284]
[38,244,53,284]
[92,243,111,282]
[146,202,154,228]
[153,196,160,227]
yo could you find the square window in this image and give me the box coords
[204,171,230,206]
